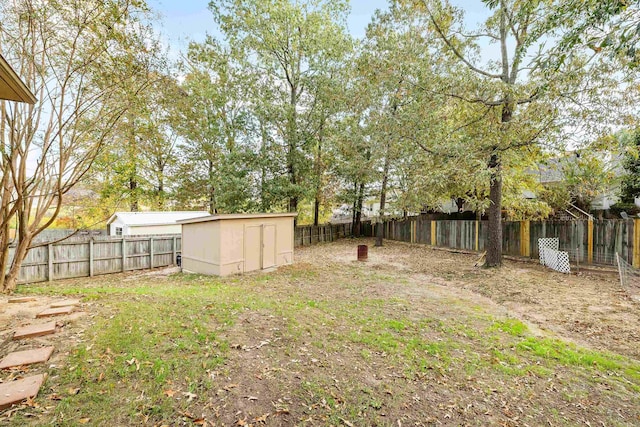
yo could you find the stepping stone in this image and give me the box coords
[0,374,46,410]
[8,297,37,304]
[35,306,73,318]
[13,322,57,340]
[0,347,55,369]
[50,299,80,308]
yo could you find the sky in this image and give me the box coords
[148,0,389,57]
[147,0,494,64]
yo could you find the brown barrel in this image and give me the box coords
[357,244,368,261]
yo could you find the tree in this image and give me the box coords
[620,130,640,204]
[89,30,175,213]
[0,0,158,293]
[398,0,627,267]
[210,0,352,218]
[171,37,256,214]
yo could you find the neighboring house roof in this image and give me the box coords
[535,152,625,184]
[0,54,36,103]
[535,158,565,184]
[107,211,210,227]
[178,212,297,225]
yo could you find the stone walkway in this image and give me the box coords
[0,298,81,411]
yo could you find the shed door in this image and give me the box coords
[244,225,262,272]
[262,224,276,269]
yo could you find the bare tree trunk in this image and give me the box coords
[375,150,391,247]
[484,153,502,267]
[208,160,216,214]
[354,182,364,238]
[157,175,164,210]
[129,176,138,212]
[287,83,299,216]
[260,122,268,212]
[3,237,30,293]
[314,196,320,227]
[313,126,324,227]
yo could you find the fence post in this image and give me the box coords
[173,236,177,265]
[587,219,594,264]
[520,220,530,257]
[431,221,437,246]
[89,239,94,277]
[122,238,126,272]
[149,237,154,268]
[634,219,640,268]
[47,243,53,282]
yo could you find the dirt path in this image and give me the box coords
[297,238,640,360]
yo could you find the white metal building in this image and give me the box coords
[106,211,210,236]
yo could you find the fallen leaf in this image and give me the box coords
[78,418,90,424]
[340,418,354,427]
[68,388,80,396]
[224,383,239,391]
[182,391,197,402]
[235,417,247,426]
[194,419,207,426]
[179,411,196,419]
[163,389,176,398]
[245,395,258,401]
[98,372,104,382]
[253,413,269,423]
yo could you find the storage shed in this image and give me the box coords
[178,213,297,276]
[106,211,210,236]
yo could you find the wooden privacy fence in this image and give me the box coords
[13,222,368,285]
[13,235,181,285]
[380,217,639,268]
[294,221,373,246]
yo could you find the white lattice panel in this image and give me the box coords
[538,238,559,265]
[541,247,571,274]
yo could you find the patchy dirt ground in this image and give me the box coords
[1,239,639,426]
[300,238,640,360]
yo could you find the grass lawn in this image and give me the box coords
[2,239,639,426]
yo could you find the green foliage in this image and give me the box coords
[620,129,640,204]
[170,39,258,213]
[209,0,353,215]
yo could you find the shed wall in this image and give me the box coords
[182,221,220,275]
[182,215,294,276]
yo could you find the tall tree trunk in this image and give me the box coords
[485,153,503,267]
[484,92,512,267]
[354,182,364,238]
[375,149,391,247]
[287,84,298,216]
[313,125,325,227]
[157,178,164,210]
[129,176,138,212]
[313,196,320,227]
[351,181,358,237]
[208,159,216,214]
[260,123,268,212]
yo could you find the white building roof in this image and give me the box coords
[107,211,210,227]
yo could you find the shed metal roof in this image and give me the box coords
[0,54,36,104]
[178,212,298,224]
[107,211,210,227]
